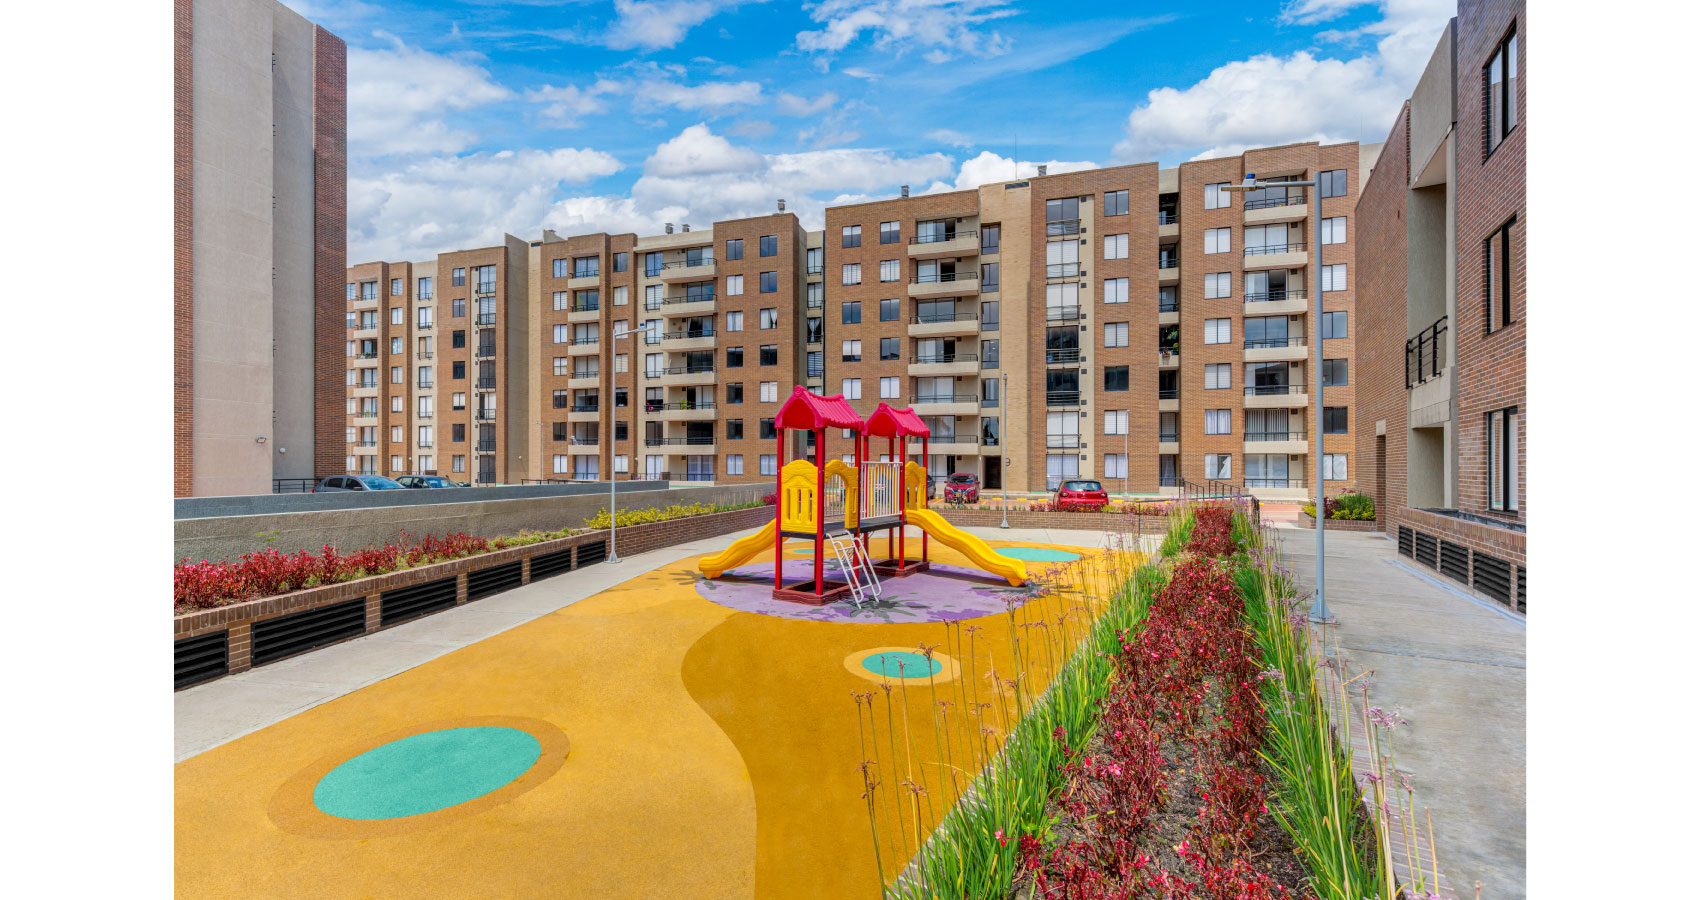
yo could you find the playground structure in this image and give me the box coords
[699,386,1028,605]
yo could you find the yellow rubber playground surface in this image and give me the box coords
[176,537,1126,899]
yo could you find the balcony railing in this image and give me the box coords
[1244,337,1307,349]
[1045,390,1081,406]
[1045,435,1082,449]
[1045,219,1081,236]
[1159,299,1179,312]
[475,313,496,325]
[476,378,497,389]
[910,354,972,364]
[806,294,824,309]
[475,344,496,358]
[646,401,715,413]
[572,268,598,280]
[1045,263,1081,279]
[1158,389,1178,400]
[911,393,977,405]
[570,337,599,346]
[912,230,976,245]
[911,271,975,284]
[1406,315,1448,388]
[1158,432,1179,443]
[1244,195,1306,210]
[1045,348,1081,365]
[477,441,497,452]
[354,381,379,390]
[416,320,433,330]
[1157,211,1177,225]
[1245,384,1306,396]
[663,259,716,271]
[646,365,715,378]
[1245,290,1306,304]
[911,312,979,324]
[475,409,498,421]
[570,437,598,446]
[355,351,378,359]
[644,436,717,447]
[1245,242,1307,256]
[1245,431,1308,442]
[662,294,714,306]
[571,302,599,313]
[1245,477,1307,488]
[353,440,376,448]
[1157,257,1178,269]
[662,329,716,340]
[1045,305,1082,321]
[416,380,434,389]
[570,370,599,380]
[572,403,599,413]
[806,264,824,275]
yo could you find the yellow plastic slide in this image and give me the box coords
[906,509,1029,586]
[698,520,778,578]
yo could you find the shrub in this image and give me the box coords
[1302,492,1376,521]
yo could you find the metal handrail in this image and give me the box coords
[1245,384,1306,395]
[1045,435,1082,449]
[1045,348,1081,364]
[1159,300,1179,312]
[646,401,715,412]
[662,259,716,270]
[416,380,434,388]
[475,345,496,358]
[570,437,598,446]
[910,312,979,324]
[910,354,971,364]
[1157,389,1179,400]
[569,337,599,346]
[911,271,976,284]
[571,403,599,413]
[1045,219,1081,236]
[1246,290,1306,303]
[1045,263,1081,279]
[806,264,824,275]
[571,302,599,313]
[1046,305,1082,321]
[355,351,378,359]
[477,441,497,451]
[1406,314,1449,388]
[1244,477,1307,488]
[911,230,976,244]
[1045,391,1081,406]
[1245,431,1308,442]
[1157,211,1177,225]
[644,436,717,446]
[475,409,498,420]
[571,268,598,280]
[1244,195,1306,210]
[476,378,497,389]
[1245,242,1307,256]
[910,393,977,404]
[662,294,715,305]
[1244,337,1307,349]
[646,365,716,377]
[1159,432,1179,443]
[661,329,716,340]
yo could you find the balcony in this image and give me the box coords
[908,230,978,260]
[1157,211,1179,240]
[1046,305,1082,322]
[351,409,379,424]
[475,313,497,326]
[1157,389,1178,413]
[568,337,600,356]
[1243,336,1309,363]
[475,408,499,422]
[1158,301,1179,326]
[647,365,716,387]
[660,328,717,351]
[1243,242,1308,272]
[908,311,980,337]
[644,436,718,454]
[927,436,981,455]
[1157,256,1179,285]
[568,303,600,324]
[568,438,599,454]
[1243,195,1308,225]
[350,321,379,335]
[908,353,980,377]
[1158,349,1179,369]
[1045,390,1081,408]
[354,351,378,360]
[1244,290,1309,316]
[476,441,497,453]
[1045,219,1081,237]
[1046,434,1084,450]
[650,401,717,421]
[568,404,600,423]
[474,345,496,361]
[568,370,601,386]
[1244,430,1308,455]
[1244,384,1307,409]
[476,377,497,390]
[660,294,716,317]
[567,273,599,291]
[909,393,978,417]
[1405,315,1448,389]
[1045,348,1082,366]
[907,271,978,298]
[659,259,716,283]
[351,382,380,396]
[1158,433,1179,452]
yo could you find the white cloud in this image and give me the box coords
[525,80,623,127]
[1113,1,1452,163]
[728,119,777,138]
[926,128,973,148]
[347,34,511,157]
[640,76,763,112]
[1278,0,1370,25]
[841,66,880,80]
[776,91,839,116]
[603,0,761,51]
[920,150,1097,193]
[797,0,1018,62]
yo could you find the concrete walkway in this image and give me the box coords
[1277,529,1526,900]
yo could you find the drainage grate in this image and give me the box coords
[530,547,575,581]
[1438,540,1470,584]
[380,576,458,626]
[253,598,367,666]
[577,540,607,567]
[468,561,523,600]
[1516,566,1526,613]
[1473,552,1512,606]
[1413,531,1437,568]
[1397,526,1413,558]
[175,630,228,689]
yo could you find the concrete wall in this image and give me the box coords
[271,2,316,481]
[174,483,770,563]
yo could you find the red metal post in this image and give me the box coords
[775,427,785,591]
[814,427,825,596]
[921,436,930,564]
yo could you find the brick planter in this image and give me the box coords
[939,501,1259,533]
[1297,512,1381,532]
[173,504,774,689]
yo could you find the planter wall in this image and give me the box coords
[174,504,773,689]
[1388,506,1526,614]
[939,500,1259,533]
[1297,512,1382,532]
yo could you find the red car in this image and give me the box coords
[943,472,980,503]
[1054,479,1109,510]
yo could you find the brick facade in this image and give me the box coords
[173,0,194,497]
[312,24,349,482]
[1355,105,1412,522]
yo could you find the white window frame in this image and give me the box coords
[1205,409,1230,435]
[842,263,861,285]
[1205,363,1231,390]
[1205,182,1231,210]
[1103,277,1129,304]
[1103,233,1128,260]
[1321,216,1346,245]
[1204,318,1231,345]
[1204,272,1231,299]
[726,274,744,296]
[879,259,900,283]
[1204,227,1231,254]
[1103,322,1128,347]
[1103,409,1128,436]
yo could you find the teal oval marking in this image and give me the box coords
[861,651,942,678]
[313,726,542,820]
[996,547,1082,562]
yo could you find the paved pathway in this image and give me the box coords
[1278,529,1526,900]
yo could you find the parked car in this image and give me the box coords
[1053,479,1109,510]
[395,475,458,489]
[943,472,980,503]
[313,475,405,493]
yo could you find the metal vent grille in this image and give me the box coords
[1414,531,1438,568]
[1473,552,1512,606]
[253,598,366,666]
[1516,566,1526,613]
[1438,540,1470,584]
[468,561,523,600]
[578,540,607,567]
[1397,526,1413,558]
[530,547,575,581]
[380,577,457,626]
[175,630,228,689]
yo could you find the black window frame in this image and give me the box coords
[726,383,743,404]
[1484,25,1519,157]
[879,298,900,322]
[1323,406,1349,434]
[1485,216,1516,333]
[880,337,899,361]
[726,419,744,441]
[842,301,861,324]
[1103,366,1129,392]
[1322,358,1348,386]
[1321,311,1348,340]
[1103,190,1128,217]
[725,239,744,261]
[725,346,744,368]
[759,271,777,293]
[759,234,777,257]
[879,221,900,244]
[759,345,778,366]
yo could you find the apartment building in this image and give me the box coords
[174,0,345,496]
[1356,0,1526,611]
[344,139,1376,498]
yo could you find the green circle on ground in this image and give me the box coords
[313,726,542,820]
[860,651,942,678]
[997,547,1083,562]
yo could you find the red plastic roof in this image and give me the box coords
[774,385,866,432]
[865,402,931,439]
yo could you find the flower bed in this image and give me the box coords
[1300,492,1376,522]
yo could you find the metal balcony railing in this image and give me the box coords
[661,329,716,340]
[355,351,378,359]
[646,365,715,378]
[475,409,498,421]
[1158,389,1178,400]
[646,401,715,413]
[1045,390,1081,406]
[572,403,599,413]
[662,294,715,306]
[476,313,496,325]
[416,380,434,389]
[1245,477,1307,488]
[570,370,599,380]
[1245,290,1305,303]
[1245,384,1306,396]
[353,440,376,447]
[572,268,598,279]
[1244,195,1306,210]
[1045,263,1081,279]
[1045,348,1081,365]
[1159,299,1179,312]
[571,302,598,313]
[1245,431,1308,442]
[806,294,823,309]
[570,437,598,446]
[476,441,497,451]
[1046,305,1082,321]
[663,259,716,271]
[1244,337,1307,349]
[477,378,497,389]
[1157,211,1177,225]
[475,345,496,358]
[1046,435,1082,449]
[1157,257,1178,269]
[1406,315,1448,388]
[910,393,977,405]
[644,436,717,447]
[911,271,975,284]
[910,354,972,365]
[912,230,975,245]
[1159,432,1179,443]
[1245,242,1307,256]
[806,264,824,275]
[910,312,978,324]
[1045,218,1081,236]
[570,337,599,346]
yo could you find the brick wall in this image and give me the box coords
[173,0,194,497]
[312,25,348,481]
[1355,106,1412,535]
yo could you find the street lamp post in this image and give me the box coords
[1223,173,1333,623]
[1000,371,1009,528]
[606,325,634,563]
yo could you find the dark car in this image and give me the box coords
[1054,479,1109,510]
[943,472,980,503]
[313,475,405,493]
[396,475,458,489]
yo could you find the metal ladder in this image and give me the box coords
[825,530,883,608]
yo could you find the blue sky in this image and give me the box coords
[283,0,1455,261]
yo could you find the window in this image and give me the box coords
[452,267,466,286]
[392,336,404,355]
[390,278,403,296]
[574,256,599,278]
[729,311,748,334]
[453,392,466,410]
[841,339,862,362]
[1104,322,1128,347]
[613,252,628,272]
[1320,263,1347,292]
[759,308,779,330]
[1204,318,1231,344]
[452,455,466,473]
[417,425,435,448]
[1324,406,1349,434]
[726,383,744,404]
[759,234,777,257]
[552,258,568,278]
[760,454,778,476]
[842,225,861,248]
[1104,233,1129,260]
[644,251,664,276]
[981,339,999,369]
[1100,453,1127,479]
[842,301,861,324]
[1204,272,1231,299]
[878,259,900,283]
[880,221,900,244]
[1104,366,1129,392]
[980,225,999,254]
[417,277,433,298]
[1104,189,1128,217]
[724,274,744,297]
[1322,358,1348,385]
[553,324,570,344]
[346,283,358,302]
[451,298,465,318]
[841,378,861,400]
[880,376,899,399]
[551,291,568,311]
[1045,197,1080,235]
[1323,454,1348,482]
[1486,26,1519,153]
[1321,216,1347,245]
[880,337,899,361]
[389,365,402,384]
[1204,227,1231,254]
[1322,311,1348,339]
[1205,182,1231,209]
[417,307,434,329]
[551,421,568,443]
[1319,169,1348,198]
[1205,409,1231,434]
[361,281,378,301]
[725,239,743,261]
[980,262,1000,291]
[615,353,627,373]
[1103,277,1129,304]
[720,418,742,442]
[760,381,778,403]
[725,347,744,368]
[452,423,466,441]
[1486,217,1516,332]
[760,271,777,293]
[841,263,861,285]
[1488,406,1519,511]
[723,454,743,475]
[612,285,628,306]
[980,300,999,332]
[1205,454,1232,480]
[1205,363,1232,390]
[1104,410,1128,435]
